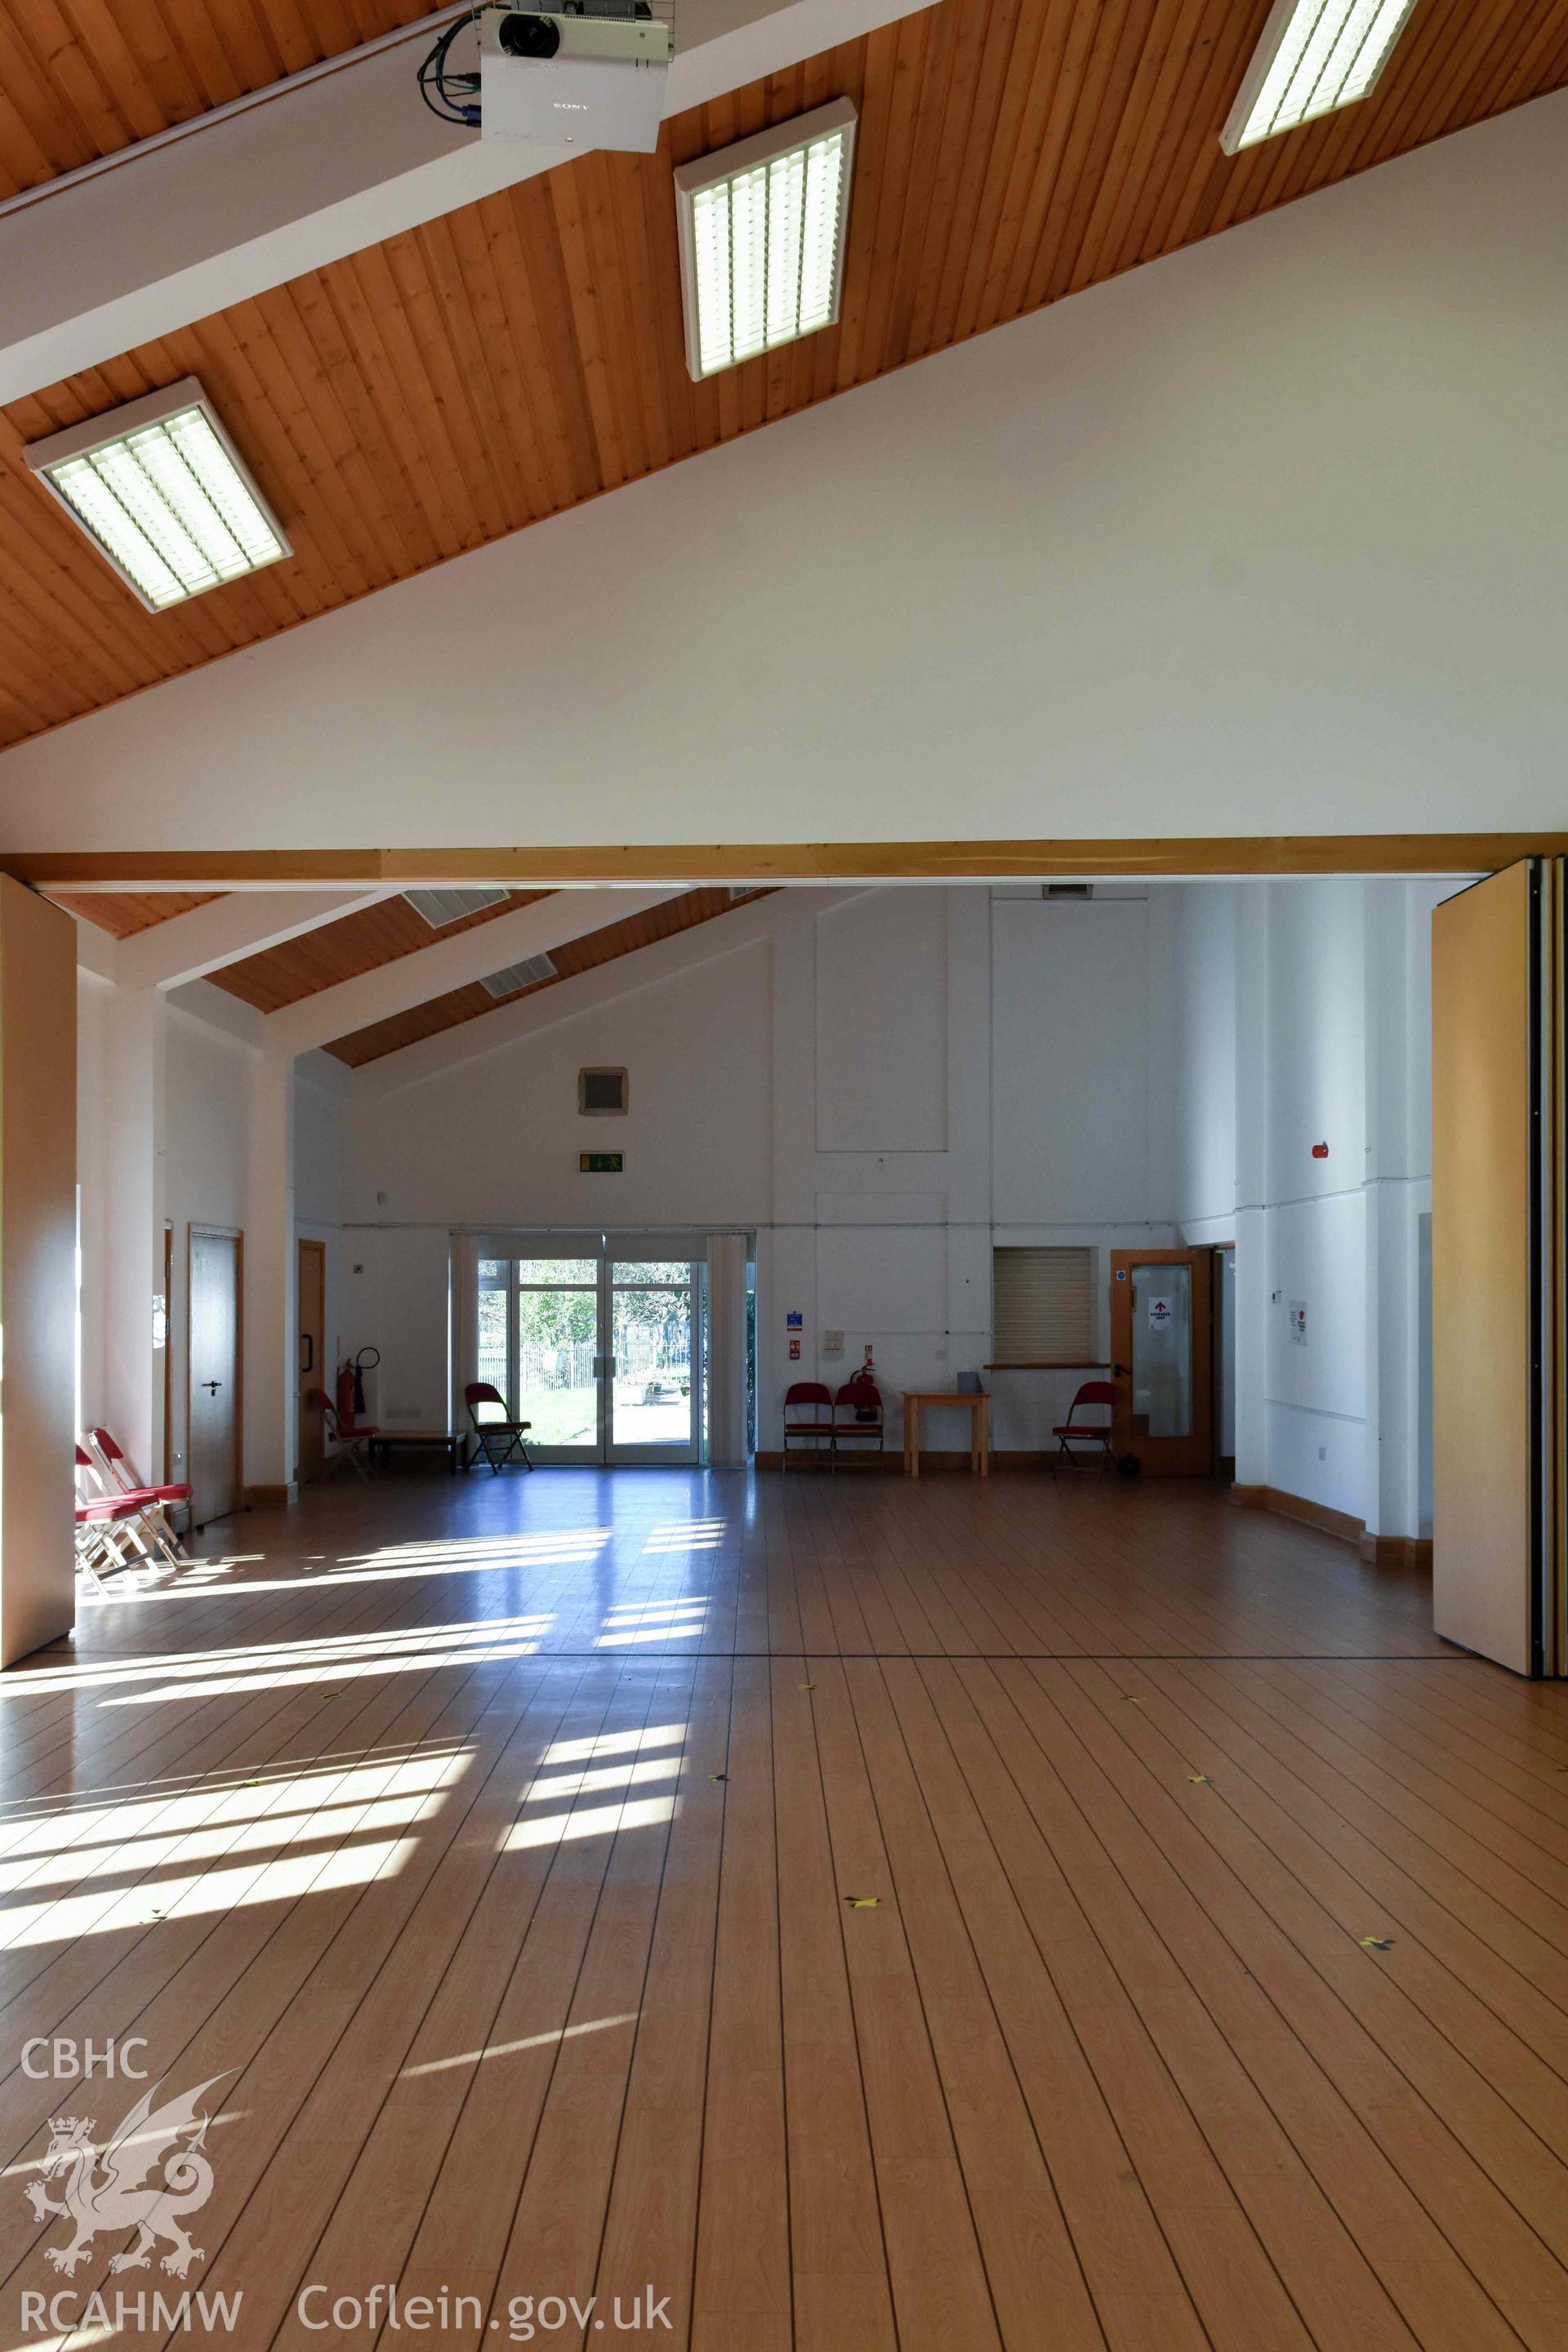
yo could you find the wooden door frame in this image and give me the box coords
[1110,1247,1215,1477]
[187,1223,244,1519]
[296,1236,326,1486]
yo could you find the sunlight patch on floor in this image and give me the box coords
[520,1755,684,1803]
[96,1636,545,1705]
[595,1599,707,1648]
[401,2015,639,2078]
[643,1519,728,1552]
[505,1795,677,1851]
[3,1616,555,1698]
[541,1722,688,1767]
[0,1838,418,1949]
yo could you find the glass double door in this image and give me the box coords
[478,1244,702,1464]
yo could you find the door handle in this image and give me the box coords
[301,1335,314,1373]
[1112,1364,1131,1379]
[202,1380,222,1394]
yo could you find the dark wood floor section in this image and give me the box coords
[2,1471,1565,2352]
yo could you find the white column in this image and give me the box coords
[1361,880,1446,1544]
[1232,884,1270,1491]
[102,987,167,1480]
[245,1050,297,1503]
[706,1234,750,1466]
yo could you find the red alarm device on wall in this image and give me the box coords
[1312,1142,1330,1159]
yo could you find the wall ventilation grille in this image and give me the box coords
[480,951,558,998]
[403,886,510,928]
[1045,883,1094,901]
[579,1067,629,1115]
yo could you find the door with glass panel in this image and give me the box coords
[478,1254,602,1463]
[607,1258,701,1463]
[476,1246,702,1465]
[1108,1249,1214,1477]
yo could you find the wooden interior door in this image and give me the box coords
[297,1237,326,1485]
[189,1227,242,1526]
[1109,1248,1214,1477]
[1432,861,1562,1676]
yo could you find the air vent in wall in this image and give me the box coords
[1045,883,1094,900]
[480,951,558,998]
[728,885,755,902]
[579,1067,628,1115]
[403,886,510,928]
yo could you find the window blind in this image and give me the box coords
[991,1246,1094,1365]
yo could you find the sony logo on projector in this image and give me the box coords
[479,5,672,154]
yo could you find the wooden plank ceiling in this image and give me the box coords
[210,884,551,1013]
[51,886,221,934]
[56,880,769,1063]
[323,885,767,1065]
[3,0,1567,753]
[0,2,434,198]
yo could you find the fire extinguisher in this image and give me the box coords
[336,1348,380,1429]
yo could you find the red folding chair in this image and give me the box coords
[74,1447,161,1592]
[464,1383,533,1475]
[1052,1381,1118,1472]
[831,1379,884,1471]
[307,1388,380,1481]
[84,1428,192,1568]
[782,1382,835,1469]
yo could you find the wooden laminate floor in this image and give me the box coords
[3,1468,1566,2352]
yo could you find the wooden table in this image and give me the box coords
[902,1390,990,1477]
[366,1429,465,1476]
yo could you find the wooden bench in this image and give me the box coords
[365,1429,466,1476]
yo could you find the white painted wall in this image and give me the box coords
[163,1007,254,1491]
[5,94,1568,857]
[296,1060,351,1449]
[1174,887,1237,1232]
[333,886,1179,1454]
[75,974,109,1437]
[78,875,1446,1522]
[1171,875,1458,1535]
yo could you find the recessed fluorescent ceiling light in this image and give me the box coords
[674,98,858,381]
[23,376,288,611]
[1221,0,1418,153]
[403,887,510,929]
[481,951,558,998]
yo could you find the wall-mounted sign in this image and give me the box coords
[786,1311,804,1330]
[1148,1294,1174,1330]
[1290,1299,1307,1346]
[789,1338,801,1361]
[580,1152,624,1173]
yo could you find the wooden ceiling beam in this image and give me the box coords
[108,885,400,991]
[7,835,1561,892]
[0,1,925,406]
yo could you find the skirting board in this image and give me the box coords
[1232,1481,1432,1567]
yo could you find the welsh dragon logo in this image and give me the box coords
[23,2074,227,2278]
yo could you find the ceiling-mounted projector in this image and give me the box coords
[479,5,672,154]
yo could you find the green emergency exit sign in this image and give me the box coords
[580,1152,624,1174]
